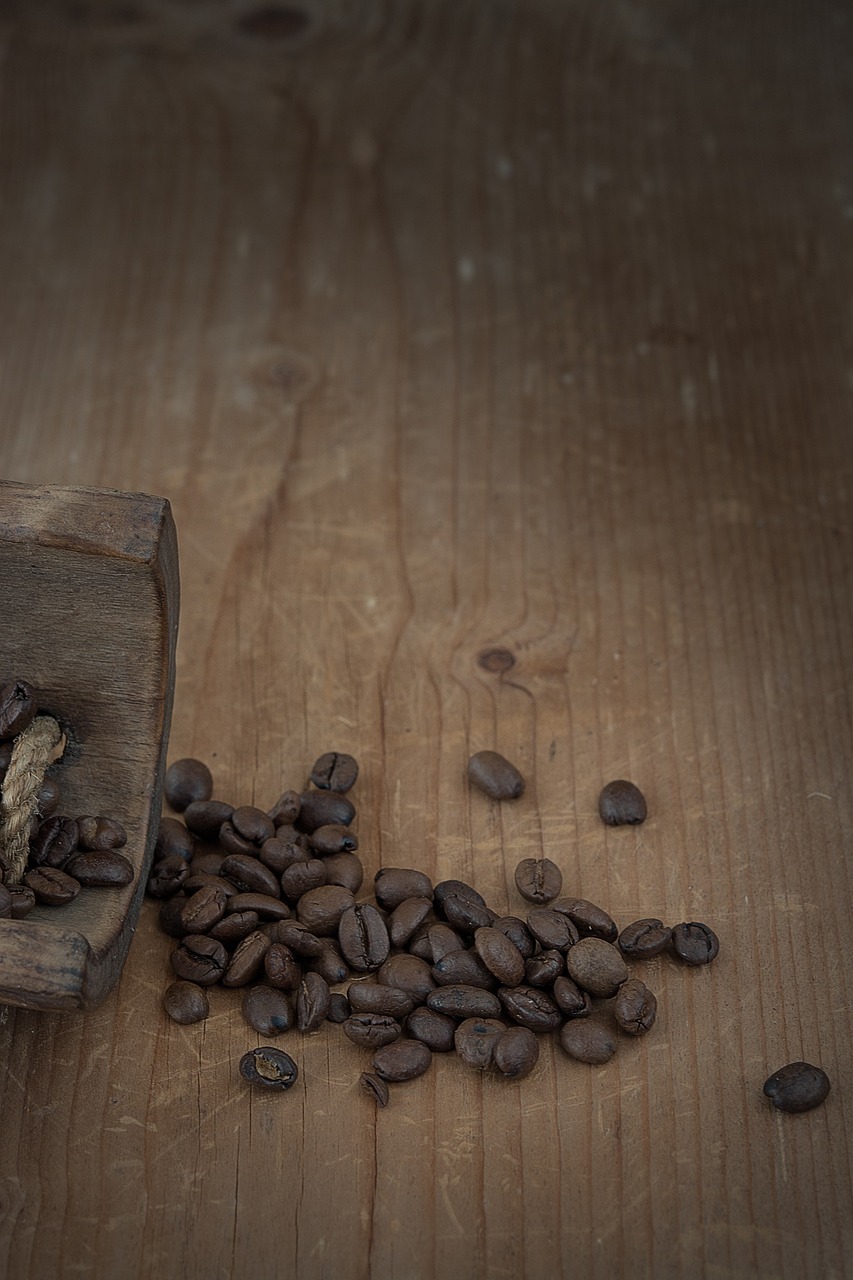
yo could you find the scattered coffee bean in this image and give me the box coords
[348,983,414,1019]
[281,858,328,902]
[552,975,591,1018]
[467,750,525,800]
[310,752,359,793]
[307,938,351,985]
[474,927,525,987]
[62,850,133,887]
[309,824,358,855]
[296,971,331,1031]
[7,884,36,919]
[224,891,290,921]
[614,978,657,1035]
[559,1019,617,1064]
[231,805,275,846]
[158,894,189,937]
[296,791,356,834]
[388,896,433,949]
[494,1026,539,1080]
[296,885,355,935]
[260,834,307,876]
[427,985,502,1020]
[343,1013,401,1050]
[320,852,364,894]
[566,937,628,998]
[223,930,271,988]
[433,880,495,932]
[526,907,578,953]
[359,1071,390,1107]
[275,921,324,958]
[763,1062,831,1114]
[427,923,465,963]
[23,865,80,906]
[492,915,536,959]
[183,800,234,840]
[671,922,720,966]
[219,822,256,857]
[327,993,350,1024]
[406,1006,457,1053]
[373,1039,432,1083]
[524,949,564,988]
[30,816,80,867]
[598,779,647,825]
[455,1018,505,1070]
[221,853,281,899]
[183,871,236,897]
[552,897,617,942]
[514,858,562,904]
[618,918,672,959]
[377,954,436,1003]
[171,935,228,985]
[338,903,390,973]
[165,758,213,812]
[268,789,301,825]
[497,986,562,1033]
[374,867,434,911]
[76,815,127,851]
[0,679,37,739]
[210,909,260,945]
[242,985,293,1035]
[149,848,193,892]
[239,1046,298,1091]
[180,883,228,934]
[163,980,209,1025]
[263,942,302,990]
[36,776,61,817]
[432,948,497,991]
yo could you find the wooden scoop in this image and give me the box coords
[0,482,179,1010]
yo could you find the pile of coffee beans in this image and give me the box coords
[0,676,132,920]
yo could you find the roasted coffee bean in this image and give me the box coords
[406,924,435,962]
[763,1062,831,1114]
[618,918,672,959]
[296,885,355,935]
[321,852,364,894]
[327,992,351,1023]
[427,985,502,1020]
[427,923,466,963]
[433,880,495,932]
[467,749,525,800]
[307,938,351,985]
[239,1046,298,1091]
[566,937,628,998]
[552,897,617,942]
[155,818,196,862]
[455,1018,505,1070]
[219,822,256,857]
[185,852,227,878]
[7,884,36,920]
[183,800,234,840]
[165,758,212,812]
[158,894,189,937]
[163,980,209,1025]
[36,776,60,817]
[183,872,237,897]
[0,884,12,918]
[171,935,228,985]
[474,927,525,987]
[275,921,324,958]
[388,897,433,948]
[598,779,647,826]
[224,892,290,921]
[553,975,591,1018]
[296,791,356,834]
[221,854,281,899]
[0,678,37,739]
[209,910,260,945]
[494,1026,540,1080]
[260,834,308,876]
[339,903,390,972]
[432,949,497,991]
[614,978,657,1035]
[377,955,436,1003]
[231,805,275,845]
[310,751,359,793]
[281,858,327,902]
[373,1039,432,1083]
[242,985,293,1035]
[309,824,358,855]
[30,816,79,867]
[497,986,562,1033]
[514,858,562,904]
[343,1013,402,1050]
[492,916,536,960]
[348,983,414,1019]
[64,850,134,888]
[526,908,579,953]
[671,922,719,966]
[23,865,80,906]
[296,971,331,1031]
[524,950,564,988]
[374,867,434,911]
[359,1072,389,1107]
[268,789,302,826]
[406,1005,457,1053]
[76,815,127,851]
[559,1019,617,1064]
[264,942,302,990]
[223,930,271,987]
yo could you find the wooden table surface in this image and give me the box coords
[1,2,851,1276]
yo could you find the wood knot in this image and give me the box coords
[477,648,516,673]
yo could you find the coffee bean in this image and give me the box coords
[309,824,359,855]
[242,985,294,1035]
[618,918,672,959]
[183,800,234,840]
[23,865,80,906]
[431,949,497,991]
[427,923,466,963]
[359,1072,390,1107]
[566,937,628,997]
[524,950,564,988]
[474,927,525,986]
[180,884,228,934]
[296,791,356,834]
[467,750,525,800]
[296,971,331,1031]
[296,885,355,935]
[36,776,61,817]
[526,907,579,953]
[671,922,719,966]
[406,1006,457,1053]
[374,867,433,911]
[455,1018,505,1070]
[426,986,502,1020]
[268,789,301,826]
[76,815,127,851]
[321,852,364,894]
[763,1062,831,1114]
[343,1013,402,1050]
[7,884,36,920]
[219,822,256,857]
[307,938,351,985]
[221,854,281,899]
[165,758,213,812]
[61,850,134,888]
[492,915,536,959]
[494,1026,539,1080]
[209,910,260,945]
[559,1019,617,1064]
[163,980,210,1025]
[613,978,657,1035]
[377,954,436,1003]
[552,897,617,942]
[224,892,291,921]
[148,855,191,897]
[183,872,237,897]
[433,880,495,932]
[30,816,79,867]
[497,986,562,1033]
[310,751,359,793]
[0,678,37,739]
[223,930,271,987]
[264,942,302,990]
[281,858,328,902]
[347,983,415,1019]
[171,935,228,985]
[514,858,562,904]
[0,741,11,780]
[598,779,647,826]
[387,897,432,949]
[239,1046,298,1091]
[260,834,308,876]
[185,851,226,877]
[327,992,350,1023]
[158,894,189,937]
[275,921,324,958]
[338,903,390,972]
[372,1039,432,1083]
[231,806,275,845]
[552,975,591,1018]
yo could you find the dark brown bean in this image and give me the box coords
[171,935,228,985]
[224,892,290,921]
[377,954,436,1003]
[373,1039,432,1083]
[514,858,562,904]
[474,927,526,987]
[342,1013,402,1050]
[165,758,213,812]
[183,800,234,840]
[183,872,237,897]
[559,1019,617,1064]
[259,833,308,875]
[427,924,466,963]
[614,978,657,1035]
[671,922,720,966]
[553,975,592,1018]
[158,895,189,937]
[321,852,364,894]
[296,971,331,1031]
[296,885,355,935]
[494,1026,540,1080]
[242,985,294,1035]
[185,853,226,878]
[763,1062,831,1114]
[296,791,356,834]
[526,908,579,953]
[163,980,210,1025]
[63,851,134,887]
[219,822,256,857]
[427,986,502,1020]
[525,950,564,988]
[281,858,327,902]
[338,903,390,972]
[239,1046,298,1091]
[0,884,12,918]
[221,854,281,898]
[310,752,359,793]
[327,992,350,1023]
[552,897,618,942]
[497,986,562,1033]
[359,1072,389,1107]
[35,776,61,817]
[406,1006,457,1053]
[264,942,302,990]
[231,805,275,845]
[30,816,79,867]
[492,916,536,960]
[306,938,350,985]
[388,897,433,949]
[618,918,673,959]
[23,865,80,905]
[455,1018,505,1070]
[598,779,647,825]
[180,883,228,934]
[274,921,324,958]
[209,910,260,945]
[309,824,359,855]
[222,930,271,987]
[147,855,190,897]
[433,880,496,932]
[432,949,497,991]
[268,789,301,826]
[0,679,37,739]
[374,867,433,911]
[467,750,525,800]
[76,816,127,851]
[347,984,415,1019]
[7,884,36,920]
[566,938,629,997]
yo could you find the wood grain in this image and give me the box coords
[0,1,851,1276]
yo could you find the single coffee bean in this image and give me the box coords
[455,1018,505,1070]
[671,922,720,966]
[559,1019,617,1064]
[566,937,629,997]
[309,824,359,855]
[374,867,434,911]
[30,816,79,867]
[388,897,433,949]
[377,954,436,1003]
[427,923,466,963]
[171,935,228,985]
[492,916,536,960]
[209,909,260,945]
[165,758,213,812]
[310,751,359,793]
[158,894,189,937]
[327,992,351,1023]
[405,925,435,962]
[183,800,234,840]
[64,850,134,888]
[296,791,356,834]
[231,805,275,845]
[183,872,237,898]
[275,921,324,958]
[763,1062,831,1114]
[427,985,502,1020]
[348,983,415,1019]
[514,858,562,904]
[219,821,256,857]
[239,1046,298,1091]
[618,918,673,959]
[406,1006,457,1053]
[552,897,617,942]
[432,949,497,991]
[494,1026,540,1080]
[526,907,579,953]
[614,978,657,1035]
[598,779,647,825]
[497,986,562,1033]
[296,971,331,1031]
[307,938,351,985]
[178,884,227,933]
[281,858,328,902]
[264,942,302,990]
[524,950,564,988]
[224,892,290,921]
[185,851,226,878]
[339,903,390,972]
[23,865,80,906]
[359,1071,390,1107]
[163,980,210,1025]
[242,985,294,1035]
[35,775,61,817]
[474,927,526,987]
[7,884,36,920]
[320,852,364,894]
[221,853,281,899]
[467,750,525,800]
[0,679,37,739]
[268,789,302,825]
[0,884,12,918]
[553,975,592,1018]
[433,880,496,932]
[296,885,355,935]
[343,1013,402,1050]
[76,815,127,851]
[373,1039,432,1083]
[221,930,270,987]
[260,834,308,876]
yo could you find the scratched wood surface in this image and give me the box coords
[0,2,852,1277]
